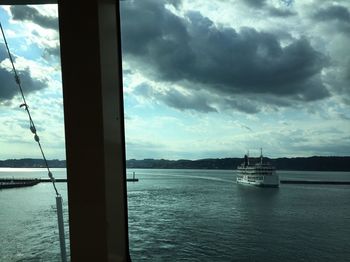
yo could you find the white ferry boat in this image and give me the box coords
[236,150,279,187]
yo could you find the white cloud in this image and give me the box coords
[0,5,64,160]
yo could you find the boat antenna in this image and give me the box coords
[0,22,67,262]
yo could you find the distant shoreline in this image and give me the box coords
[1,157,350,171]
[0,159,66,168]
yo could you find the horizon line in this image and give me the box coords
[1,155,350,162]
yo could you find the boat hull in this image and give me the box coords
[236,174,279,187]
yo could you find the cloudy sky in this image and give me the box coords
[0,4,63,160]
[1,1,350,160]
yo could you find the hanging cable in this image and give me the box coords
[0,22,59,196]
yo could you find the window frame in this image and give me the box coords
[0,1,130,261]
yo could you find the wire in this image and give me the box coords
[0,22,60,196]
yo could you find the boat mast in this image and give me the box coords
[260,148,263,164]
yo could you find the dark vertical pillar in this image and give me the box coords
[58,0,129,261]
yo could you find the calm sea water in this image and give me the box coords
[1,168,350,261]
[0,168,69,262]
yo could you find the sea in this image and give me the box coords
[1,168,350,262]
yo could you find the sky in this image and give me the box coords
[0,1,350,160]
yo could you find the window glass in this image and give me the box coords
[0,4,69,261]
[121,1,350,261]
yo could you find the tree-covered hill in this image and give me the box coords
[0,158,66,168]
[126,156,350,171]
[1,156,349,171]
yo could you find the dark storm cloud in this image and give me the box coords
[0,43,8,61]
[312,5,350,34]
[268,7,296,17]
[121,0,330,113]
[0,68,47,103]
[223,98,259,114]
[42,45,60,59]
[121,0,190,61]
[133,83,217,113]
[0,45,47,103]
[185,13,328,98]
[10,5,58,30]
[243,0,266,8]
[159,88,217,113]
[313,5,350,23]
[243,0,296,17]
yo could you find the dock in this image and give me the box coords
[281,180,350,185]
[0,178,40,189]
[36,178,139,182]
[0,176,138,189]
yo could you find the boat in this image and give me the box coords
[236,149,279,187]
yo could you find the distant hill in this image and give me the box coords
[0,158,66,168]
[0,157,349,171]
[126,157,350,171]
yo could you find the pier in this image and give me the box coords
[0,178,40,189]
[0,176,138,189]
[280,180,350,185]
